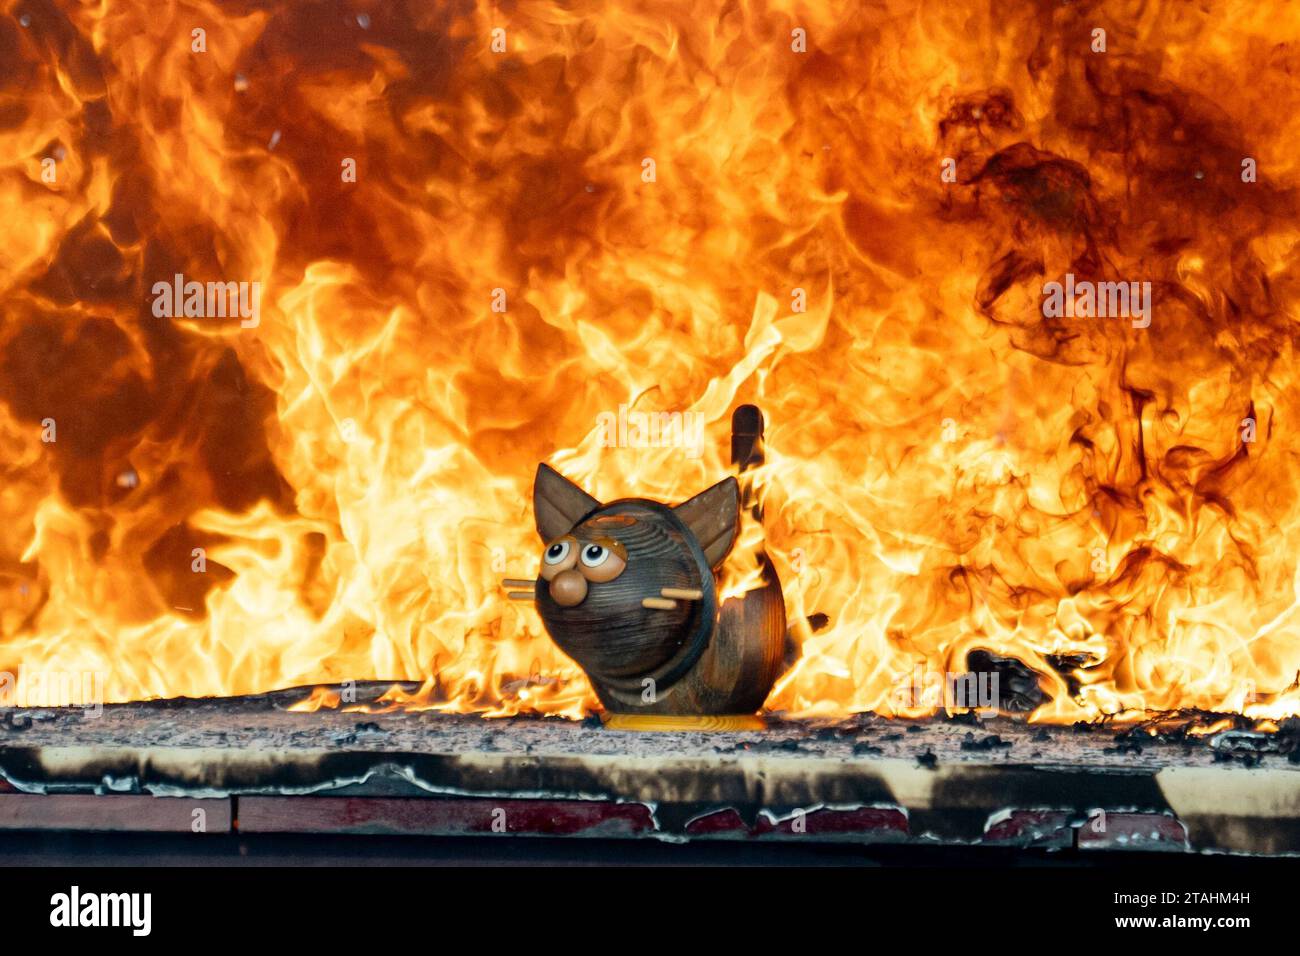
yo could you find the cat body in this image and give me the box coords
[531,463,785,716]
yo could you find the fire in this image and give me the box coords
[3,0,1300,724]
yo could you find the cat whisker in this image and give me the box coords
[506,591,537,601]
[501,578,537,589]
[642,597,678,610]
[661,587,703,601]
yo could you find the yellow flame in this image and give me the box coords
[2,0,1300,725]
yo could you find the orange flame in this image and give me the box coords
[3,0,1300,725]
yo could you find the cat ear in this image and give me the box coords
[533,463,601,542]
[673,476,740,568]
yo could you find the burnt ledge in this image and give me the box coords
[1,683,1298,854]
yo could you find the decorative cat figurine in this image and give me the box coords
[515,463,786,721]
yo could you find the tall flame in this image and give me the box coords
[3,0,1300,723]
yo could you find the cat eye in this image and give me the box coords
[578,539,627,582]
[539,536,577,580]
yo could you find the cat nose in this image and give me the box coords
[549,569,588,607]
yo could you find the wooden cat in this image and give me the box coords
[519,463,786,718]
